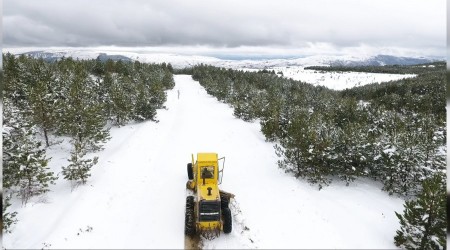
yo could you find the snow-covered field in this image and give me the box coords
[4,75,406,249]
[270,66,416,90]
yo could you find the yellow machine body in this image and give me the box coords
[185,152,233,239]
[188,153,222,235]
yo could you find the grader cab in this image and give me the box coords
[185,153,233,239]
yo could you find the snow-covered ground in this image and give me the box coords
[4,75,406,249]
[269,66,416,90]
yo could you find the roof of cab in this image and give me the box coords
[197,152,218,162]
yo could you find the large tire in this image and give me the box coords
[187,163,193,180]
[222,207,232,234]
[220,196,229,210]
[185,196,196,236]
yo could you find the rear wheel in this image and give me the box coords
[222,207,232,234]
[185,196,196,236]
[187,163,193,180]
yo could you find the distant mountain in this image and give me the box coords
[212,54,439,69]
[329,55,434,67]
[96,53,132,62]
[18,51,132,63]
[9,48,439,69]
[18,51,67,62]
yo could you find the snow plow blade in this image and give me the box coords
[219,189,235,200]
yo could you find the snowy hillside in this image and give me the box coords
[5,47,423,90]
[5,47,437,69]
[4,75,406,249]
[5,47,223,69]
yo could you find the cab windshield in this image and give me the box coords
[201,166,214,179]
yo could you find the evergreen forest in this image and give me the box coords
[187,62,446,248]
[2,54,445,247]
[2,53,175,230]
[187,63,445,194]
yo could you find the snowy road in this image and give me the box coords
[5,75,405,249]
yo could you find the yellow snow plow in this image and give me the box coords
[185,153,234,239]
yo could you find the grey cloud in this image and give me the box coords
[3,0,446,56]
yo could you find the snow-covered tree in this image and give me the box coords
[3,98,57,205]
[28,59,59,147]
[3,100,22,191]
[134,79,158,121]
[58,63,110,152]
[419,115,446,173]
[162,69,175,89]
[276,110,333,189]
[62,139,99,187]
[3,53,25,106]
[2,194,18,233]
[16,131,57,204]
[108,74,134,126]
[260,94,283,141]
[233,100,253,121]
[394,173,446,249]
[148,81,167,111]
[231,79,256,121]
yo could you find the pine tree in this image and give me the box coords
[260,98,282,142]
[3,99,23,191]
[53,61,108,187]
[148,81,167,110]
[276,110,332,189]
[134,80,157,121]
[99,71,114,121]
[162,69,175,89]
[3,53,24,105]
[394,173,446,249]
[59,63,110,152]
[108,74,133,126]
[377,110,412,195]
[167,63,174,74]
[16,129,57,204]
[233,100,253,121]
[3,98,57,205]
[28,59,59,147]
[62,139,99,187]
[2,194,18,233]
[92,57,105,76]
[419,114,446,173]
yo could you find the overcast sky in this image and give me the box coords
[3,0,446,57]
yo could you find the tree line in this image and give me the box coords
[2,53,175,232]
[305,61,446,74]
